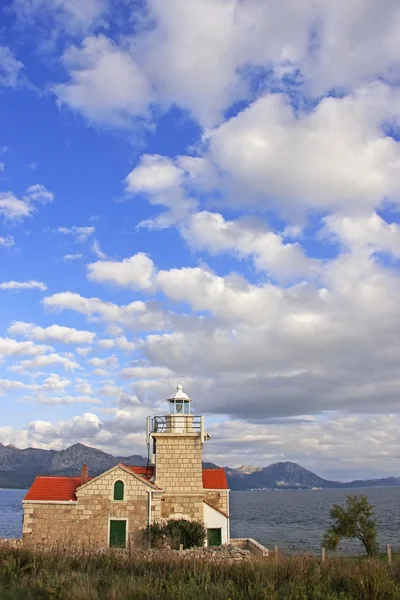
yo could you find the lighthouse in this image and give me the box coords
[146,384,207,521]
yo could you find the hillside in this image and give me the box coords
[1,442,399,490]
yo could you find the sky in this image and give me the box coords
[1,0,400,481]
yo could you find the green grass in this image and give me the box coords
[2,546,400,599]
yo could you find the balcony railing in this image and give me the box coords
[147,415,203,438]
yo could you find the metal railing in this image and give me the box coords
[146,415,204,440]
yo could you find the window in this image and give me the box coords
[113,480,124,501]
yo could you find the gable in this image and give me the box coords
[77,463,161,495]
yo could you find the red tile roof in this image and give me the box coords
[24,476,93,502]
[24,466,228,502]
[202,468,228,489]
[125,465,154,480]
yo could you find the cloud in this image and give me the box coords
[0,236,15,248]
[11,352,81,372]
[41,373,71,391]
[0,379,38,394]
[56,225,95,243]
[0,281,47,291]
[0,46,25,88]
[0,184,54,222]
[25,184,54,203]
[87,252,155,289]
[44,291,170,332]
[88,355,118,369]
[63,253,83,261]
[0,337,51,357]
[8,321,95,344]
[91,239,106,259]
[97,338,115,349]
[30,395,101,405]
[54,35,151,127]
[125,154,199,228]
[12,0,107,35]
[207,84,400,217]
[182,211,317,281]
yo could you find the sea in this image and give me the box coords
[1,487,400,555]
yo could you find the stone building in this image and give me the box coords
[23,385,230,549]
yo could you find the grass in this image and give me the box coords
[2,546,400,599]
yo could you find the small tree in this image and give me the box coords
[324,494,378,556]
[146,519,206,550]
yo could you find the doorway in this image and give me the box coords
[109,519,127,548]
[207,528,222,547]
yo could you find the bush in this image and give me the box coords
[146,519,206,549]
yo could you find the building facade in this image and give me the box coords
[23,386,230,549]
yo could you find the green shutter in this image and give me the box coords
[207,528,222,547]
[114,480,124,500]
[109,520,127,548]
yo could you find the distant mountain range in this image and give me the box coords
[1,441,399,491]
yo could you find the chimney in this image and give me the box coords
[81,463,89,485]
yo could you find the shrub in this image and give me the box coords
[146,518,206,549]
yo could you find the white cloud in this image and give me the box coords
[32,395,101,405]
[56,225,95,243]
[8,321,95,344]
[91,239,106,259]
[87,252,155,289]
[54,35,151,127]
[0,192,33,220]
[11,352,80,372]
[63,253,83,261]
[125,154,198,228]
[25,184,54,203]
[115,336,136,352]
[0,281,47,291]
[76,346,92,356]
[182,211,317,281]
[75,378,93,395]
[88,355,118,369]
[208,84,400,217]
[97,338,115,349]
[42,373,71,391]
[0,379,38,394]
[0,184,54,222]
[0,236,15,248]
[12,0,107,35]
[323,212,400,258]
[120,365,174,380]
[0,337,51,357]
[0,46,25,88]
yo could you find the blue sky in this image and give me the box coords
[1,0,400,480]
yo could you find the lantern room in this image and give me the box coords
[167,383,191,415]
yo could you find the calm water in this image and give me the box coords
[1,487,400,555]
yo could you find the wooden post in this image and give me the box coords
[387,544,392,565]
[321,547,326,563]
[179,543,183,552]
[274,545,278,563]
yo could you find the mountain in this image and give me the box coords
[0,443,147,489]
[226,462,400,491]
[1,442,399,491]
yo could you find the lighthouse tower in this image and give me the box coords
[147,385,206,521]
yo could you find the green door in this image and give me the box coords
[109,520,127,548]
[207,528,222,547]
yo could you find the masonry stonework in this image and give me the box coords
[23,467,161,550]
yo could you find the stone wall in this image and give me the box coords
[160,493,204,521]
[153,433,203,494]
[23,467,162,550]
[204,490,228,514]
